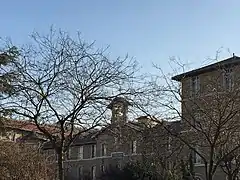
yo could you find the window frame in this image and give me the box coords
[192,147,202,164]
[100,164,105,173]
[68,147,72,159]
[91,166,96,180]
[100,143,107,156]
[78,166,83,180]
[78,146,84,159]
[91,144,96,158]
[131,140,137,154]
[223,68,234,91]
[190,76,200,96]
[193,112,201,128]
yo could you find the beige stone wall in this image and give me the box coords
[178,65,240,179]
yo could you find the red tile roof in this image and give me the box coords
[2,119,58,134]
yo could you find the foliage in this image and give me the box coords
[0,46,19,119]
[98,163,158,180]
[0,141,54,180]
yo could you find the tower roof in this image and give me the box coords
[107,97,130,109]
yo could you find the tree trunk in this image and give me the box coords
[207,173,213,180]
[57,150,64,180]
[227,174,233,180]
[226,172,238,180]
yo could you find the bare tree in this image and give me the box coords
[2,29,143,180]
[148,57,240,180]
[0,45,19,119]
[136,120,184,180]
[218,139,240,180]
[0,141,54,180]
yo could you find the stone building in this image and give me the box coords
[61,97,149,179]
[172,55,240,180]
[42,96,180,180]
[0,118,47,145]
[3,55,240,180]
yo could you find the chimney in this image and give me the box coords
[136,116,158,127]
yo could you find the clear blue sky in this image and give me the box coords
[1,0,240,74]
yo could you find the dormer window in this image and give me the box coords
[190,76,200,96]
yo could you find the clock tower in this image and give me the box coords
[108,97,130,124]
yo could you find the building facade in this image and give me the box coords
[0,119,47,145]
[172,55,240,180]
[58,97,147,180]
[42,97,178,180]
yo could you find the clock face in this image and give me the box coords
[113,104,124,117]
[113,104,122,111]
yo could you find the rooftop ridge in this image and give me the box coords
[172,56,240,81]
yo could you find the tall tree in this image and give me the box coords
[2,29,145,180]
[0,45,19,119]
[137,120,184,180]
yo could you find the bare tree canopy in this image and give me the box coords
[0,45,19,119]
[1,29,145,180]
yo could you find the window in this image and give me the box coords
[193,113,201,127]
[68,147,72,159]
[78,166,83,180]
[193,149,201,164]
[45,149,57,162]
[91,144,96,158]
[0,131,4,139]
[131,140,137,154]
[55,151,58,161]
[101,144,107,156]
[223,68,233,90]
[68,146,83,160]
[212,110,218,121]
[190,76,200,96]
[114,136,119,150]
[100,164,105,173]
[78,146,83,159]
[167,136,172,153]
[91,166,96,180]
